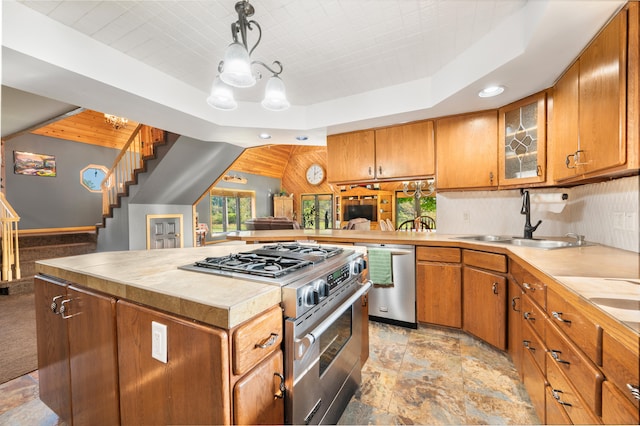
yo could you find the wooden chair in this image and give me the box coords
[397,215,435,230]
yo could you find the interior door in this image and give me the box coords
[147,214,183,249]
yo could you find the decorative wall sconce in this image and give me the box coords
[222,174,248,184]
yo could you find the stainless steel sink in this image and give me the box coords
[455,235,591,249]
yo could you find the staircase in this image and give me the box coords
[0,230,98,295]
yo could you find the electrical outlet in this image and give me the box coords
[152,321,167,363]
[613,212,624,230]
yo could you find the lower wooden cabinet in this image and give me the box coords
[462,266,507,350]
[416,247,462,327]
[544,385,572,425]
[34,276,120,425]
[522,348,547,423]
[601,380,640,425]
[234,350,284,425]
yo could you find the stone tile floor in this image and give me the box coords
[0,321,539,425]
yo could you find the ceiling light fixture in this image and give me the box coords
[207,1,290,112]
[258,133,271,139]
[478,85,505,98]
[104,113,128,129]
[402,178,436,199]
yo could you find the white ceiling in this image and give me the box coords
[1,0,625,147]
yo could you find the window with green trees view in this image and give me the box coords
[210,189,255,233]
[395,192,436,228]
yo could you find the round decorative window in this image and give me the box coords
[80,165,110,193]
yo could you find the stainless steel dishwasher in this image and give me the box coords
[355,243,416,328]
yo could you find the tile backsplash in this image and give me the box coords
[436,175,639,253]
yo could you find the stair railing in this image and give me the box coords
[0,192,21,281]
[101,124,161,216]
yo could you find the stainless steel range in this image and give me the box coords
[180,242,371,425]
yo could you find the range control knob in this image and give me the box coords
[303,286,318,307]
[351,258,367,275]
[313,279,329,299]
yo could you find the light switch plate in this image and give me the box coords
[151,321,167,363]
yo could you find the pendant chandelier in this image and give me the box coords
[207,1,290,111]
[402,178,436,199]
[104,113,128,129]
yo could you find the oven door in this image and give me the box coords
[285,280,371,425]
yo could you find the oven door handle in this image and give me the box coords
[294,280,372,361]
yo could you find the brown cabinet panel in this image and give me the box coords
[546,319,604,414]
[547,287,602,365]
[602,380,640,425]
[507,280,524,375]
[117,301,230,425]
[34,276,72,423]
[462,267,507,350]
[463,250,507,273]
[522,294,546,345]
[522,348,547,423]
[416,261,462,328]
[550,61,580,182]
[232,305,283,376]
[327,130,376,183]
[67,286,120,425]
[233,350,285,425]
[510,259,546,309]
[522,319,547,375]
[416,246,461,263]
[374,120,435,179]
[273,196,293,219]
[601,330,640,410]
[436,110,498,190]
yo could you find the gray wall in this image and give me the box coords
[4,133,118,229]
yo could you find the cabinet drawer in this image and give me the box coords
[232,305,283,376]
[463,250,507,273]
[602,380,640,425]
[522,320,546,374]
[546,320,604,413]
[545,386,572,425]
[602,330,640,409]
[416,247,461,262]
[522,294,546,342]
[510,260,546,309]
[547,287,602,364]
[546,352,601,425]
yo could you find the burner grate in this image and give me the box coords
[193,253,312,278]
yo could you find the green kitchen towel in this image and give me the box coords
[368,248,393,286]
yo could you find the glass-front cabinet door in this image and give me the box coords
[498,92,547,185]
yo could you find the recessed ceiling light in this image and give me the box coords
[296,136,308,141]
[478,85,505,98]
[258,133,271,139]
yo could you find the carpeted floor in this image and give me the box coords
[0,293,38,384]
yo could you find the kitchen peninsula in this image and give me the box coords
[35,233,639,425]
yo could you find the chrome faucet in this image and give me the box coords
[565,233,586,245]
[521,189,542,239]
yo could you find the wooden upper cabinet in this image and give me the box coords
[326,121,434,183]
[436,110,499,190]
[498,92,547,186]
[326,130,376,183]
[551,2,638,182]
[374,120,434,180]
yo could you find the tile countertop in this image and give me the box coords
[228,230,640,334]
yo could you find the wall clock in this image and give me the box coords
[306,163,325,185]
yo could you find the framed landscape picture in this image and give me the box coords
[14,151,57,177]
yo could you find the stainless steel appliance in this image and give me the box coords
[180,243,371,425]
[355,243,416,328]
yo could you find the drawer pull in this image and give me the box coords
[524,311,534,321]
[552,311,571,324]
[522,340,535,352]
[552,389,572,406]
[492,282,499,294]
[274,372,286,399]
[255,333,279,349]
[523,283,534,291]
[50,295,64,314]
[59,298,79,319]
[511,296,521,312]
[628,384,640,400]
[550,349,570,365]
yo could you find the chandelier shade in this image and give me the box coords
[208,1,289,111]
[403,178,436,198]
[207,77,238,110]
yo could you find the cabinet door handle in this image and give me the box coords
[551,349,570,365]
[511,296,520,312]
[523,282,534,291]
[524,311,534,321]
[59,298,79,319]
[627,384,640,400]
[552,389,572,406]
[378,166,382,176]
[368,166,373,176]
[255,333,279,349]
[489,171,494,184]
[274,372,286,399]
[492,282,499,294]
[552,311,571,324]
[536,165,542,176]
[50,295,64,314]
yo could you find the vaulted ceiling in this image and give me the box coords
[2,0,625,147]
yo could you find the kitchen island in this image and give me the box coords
[35,233,639,425]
